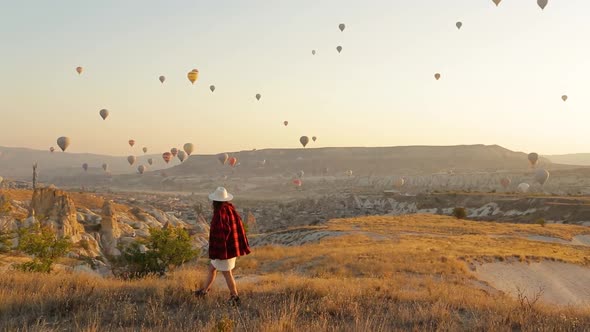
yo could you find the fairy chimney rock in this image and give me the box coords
[100,200,121,256]
[30,187,83,242]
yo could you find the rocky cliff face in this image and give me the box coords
[30,188,84,242]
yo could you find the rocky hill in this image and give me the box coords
[0,189,209,276]
[546,153,590,166]
[165,144,561,178]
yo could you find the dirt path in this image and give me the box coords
[474,261,590,306]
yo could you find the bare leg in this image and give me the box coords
[221,270,238,296]
[201,264,217,292]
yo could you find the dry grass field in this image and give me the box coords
[1,215,590,331]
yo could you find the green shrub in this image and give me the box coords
[15,224,72,273]
[452,207,467,220]
[116,226,199,278]
[536,219,546,227]
[0,225,14,253]
[0,194,12,216]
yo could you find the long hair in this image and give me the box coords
[212,200,226,213]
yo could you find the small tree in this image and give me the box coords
[0,224,14,253]
[117,226,198,277]
[536,218,546,227]
[452,207,467,220]
[0,194,12,216]
[16,224,72,273]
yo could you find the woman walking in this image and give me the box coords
[196,187,251,306]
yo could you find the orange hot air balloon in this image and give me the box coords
[170,148,178,157]
[293,179,302,187]
[128,139,135,147]
[162,152,172,164]
[228,157,238,167]
[500,177,511,189]
[76,66,83,75]
[187,69,199,84]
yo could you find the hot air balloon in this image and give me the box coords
[147,158,153,166]
[138,165,147,174]
[210,85,215,92]
[394,177,405,188]
[187,69,199,84]
[50,147,55,153]
[82,163,88,172]
[142,147,148,154]
[127,155,136,166]
[339,23,346,32]
[293,179,302,187]
[297,170,304,178]
[346,170,353,177]
[312,50,316,55]
[300,136,309,148]
[183,143,194,156]
[434,73,441,80]
[562,95,568,102]
[76,66,83,75]
[537,0,548,10]
[128,140,135,147]
[528,153,539,167]
[162,152,172,164]
[492,0,501,6]
[177,150,187,162]
[336,46,343,53]
[102,163,108,172]
[256,94,262,101]
[284,121,289,126]
[170,148,178,157]
[99,109,109,120]
[500,177,511,189]
[57,137,70,152]
[218,153,229,165]
[456,22,462,30]
[518,183,530,193]
[228,157,238,167]
[312,136,317,142]
[535,169,550,186]
[159,76,166,84]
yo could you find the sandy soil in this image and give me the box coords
[474,261,590,307]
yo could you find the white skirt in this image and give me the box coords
[211,257,236,271]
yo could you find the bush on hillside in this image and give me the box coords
[0,225,14,253]
[15,224,72,273]
[0,194,12,216]
[115,226,198,278]
[535,218,546,227]
[452,207,467,220]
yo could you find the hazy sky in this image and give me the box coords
[1,0,589,156]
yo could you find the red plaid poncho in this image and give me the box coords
[209,202,251,260]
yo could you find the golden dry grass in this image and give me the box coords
[1,268,589,331]
[1,215,590,330]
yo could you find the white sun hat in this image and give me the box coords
[208,187,234,202]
